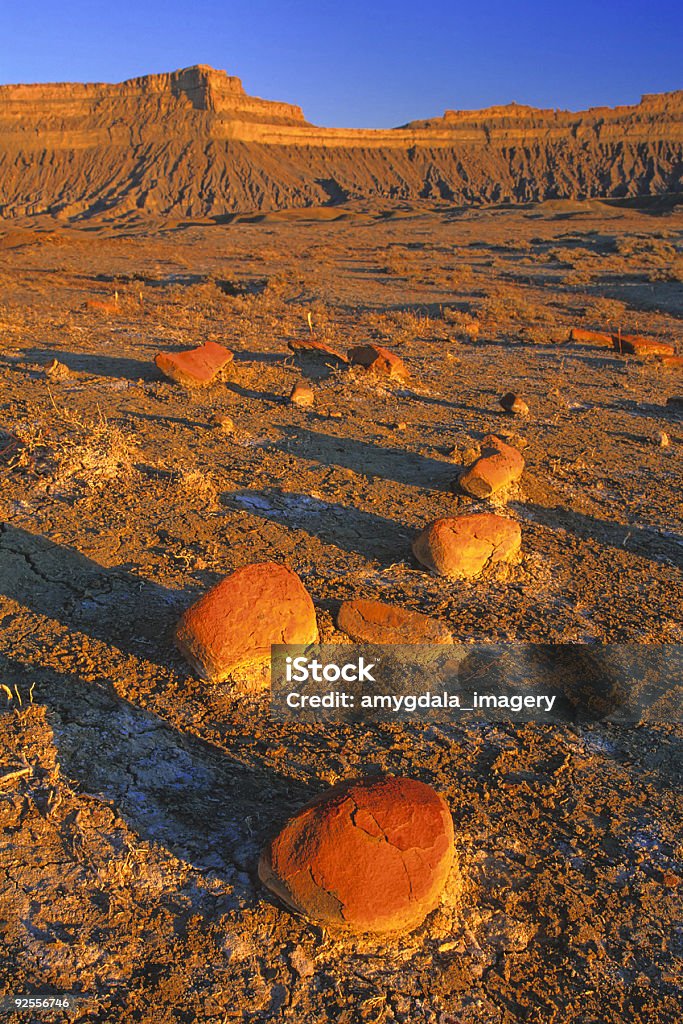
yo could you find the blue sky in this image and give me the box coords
[2,1,681,127]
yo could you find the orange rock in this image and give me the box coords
[337,599,452,644]
[413,513,521,579]
[84,299,121,314]
[259,776,454,933]
[568,328,613,347]
[155,341,233,386]
[347,344,409,380]
[658,354,683,368]
[175,562,318,684]
[458,434,524,498]
[612,334,674,357]
[289,382,314,407]
[288,339,348,363]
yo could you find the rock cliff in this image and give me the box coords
[0,65,680,218]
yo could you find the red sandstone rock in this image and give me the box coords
[658,354,683,368]
[458,434,524,498]
[289,382,314,407]
[287,339,348,363]
[259,775,455,933]
[569,328,613,347]
[337,599,452,645]
[84,299,121,314]
[155,341,233,386]
[413,513,522,579]
[175,562,318,684]
[612,334,674,357]
[347,344,409,380]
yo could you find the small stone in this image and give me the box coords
[258,775,455,934]
[413,513,522,579]
[666,396,683,410]
[568,328,614,347]
[288,339,348,364]
[44,358,70,381]
[655,431,670,448]
[458,435,524,498]
[290,382,314,407]
[347,344,409,380]
[210,413,235,432]
[337,599,452,645]
[499,392,529,416]
[328,410,343,419]
[155,341,233,386]
[393,421,407,431]
[289,946,315,978]
[175,562,318,685]
[612,334,674,357]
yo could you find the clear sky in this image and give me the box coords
[2,0,681,127]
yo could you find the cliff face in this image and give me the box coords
[0,65,680,219]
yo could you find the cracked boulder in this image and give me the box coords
[458,434,524,498]
[259,775,454,934]
[413,513,521,579]
[347,344,409,380]
[155,340,234,386]
[337,599,452,645]
[175,562,318,685]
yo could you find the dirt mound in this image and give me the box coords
[0,66,681,219]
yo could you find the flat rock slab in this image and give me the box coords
[259,775,455,934]
[612,335,675,357]
[458,434,524,498]
[413,512,522,579]
[175,562,318,684]
[155,341,234,386]
[337,599,452,644]
[347,344,409,380]
[287,339,348,363]
[569,327,614,347]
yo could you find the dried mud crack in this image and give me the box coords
[0,199,681,1023]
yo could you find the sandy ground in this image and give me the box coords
[0,197,681,1023]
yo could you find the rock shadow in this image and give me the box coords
[273,426,455,491]
[11,347,156,382]
[510,501,683,567]
[0,651,319,883]
[223,488,413,562]
[0,523,184,665]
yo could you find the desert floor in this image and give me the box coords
[0,197,681,1023]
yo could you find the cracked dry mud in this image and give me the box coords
[0,198,682,1023]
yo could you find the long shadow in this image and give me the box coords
[0,654,318,885]
[223,488,413,561]
[11,347,156,382]
[226,381,284,404]
[272,426,455,491]
[0,523,186,665]
[510,501,683,567]
[0,525,322,878]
